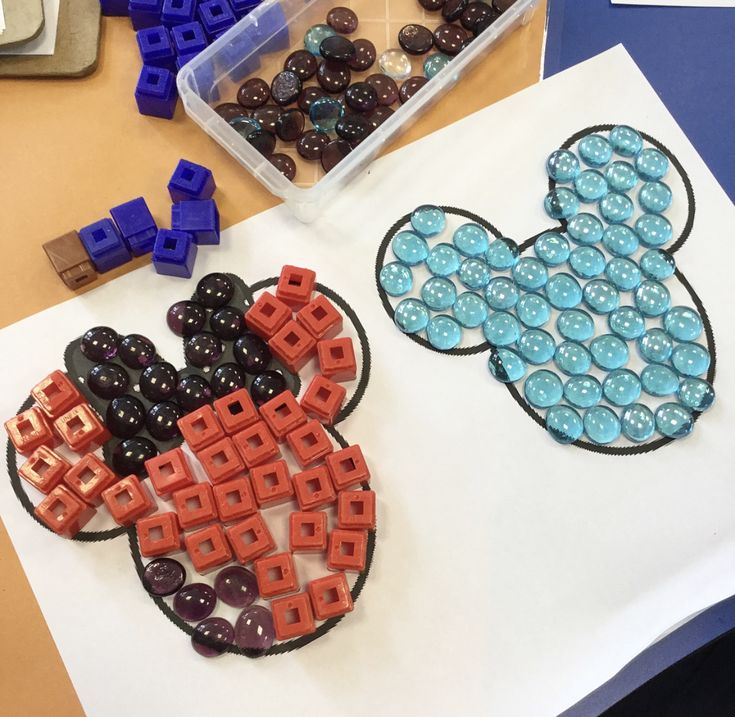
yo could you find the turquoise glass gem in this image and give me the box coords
[664,306,703,342]
[511,257,548,291]
[452,292,489,328]
[534,232,570,266]
[557,308,594,342]
[229,116,262,138]
[423,53,451,79]
[609,125,643,158]
[391,230,429,266]
[654,402,693,439]
[602,224,639,257]
[574,170,608,202]
[671,343,710,377]
[544,188,579,220]
[304,24,336,55]
[582,279,620,314]
[453,223,489,257]
[485,276,519,310]
[578,134,613,168]
[640,363,679,397]
[426,243,461,277]
[485,238,520,271]
[545,405,584,444]
[569,246,605,279]
[488,347,526,383]
[523,370,563,409]
[640,249,675,281]
[678,377,715,412]
[458,258,491,290]
[635,148,669,181]
[546,149,580,182]
[590,334,629,370]
[421,276,457,311]
[638,181,672,214]
[605,258,641,291]
[379,262,413,297]
[426,314,462,350]
[602,369,641,406]
[621,403,655,443]
[638,328,673,363]
[567,213,604,245]
[482,311,521,346]
[411,205,446,238]
[583,405,621,444]
[635,213,673,248]
[309,96,344,133]
[605,161,639,192]
[516,293,551,328]
[564,375,602,409]
[554,341,592,376]
[517,329,556,365]
[608,306,645,340]
[545,273,582,310]
[394,298,429,334]
[634,280,671,317]
[599,192,634,224]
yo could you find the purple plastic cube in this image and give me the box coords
[171,199,220,245]
[128,0,163,30]
[135,65,178,119]
[168,159,216,202]
[152,229,198,278]
[136,25,176,69]
[171,20,208,55]
[100,0,130,15]
[110,197,158,255]
[230,0,261,20]
[198,0,236,38]
[79,219,133,273]
[161,0,198,26]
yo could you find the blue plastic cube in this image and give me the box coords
[110,197,158,255]
[252,1,289,53]
[198,0,236,38]
[136,25,176,69]
[161,0,197,26]
[171,20,208,55]
[168,159,216,202]
[79,219,133,272]
[152,230,198,278]
[135,65,178,119]
[171,199,220,245]
[217,31,259,81]
[100,0,130,15]
[230,0,261,19]
[128,0,163,30]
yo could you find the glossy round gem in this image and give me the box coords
[247,129,277,158]
[554,341,591,376]
[655,402,693,439]
[426,314,462,350]
[634,280,671,317]
[516,292,551,328]
[211,363,248,398]
[106,395,146,439]
[250,371,288,406]
[602,224,639,257]
[142,558,185,596]
[321,139,351,172]
[209,306,245,341]
[582,279,620,314]
[399,76,429,103]
[87,363,129,400]
[569,246,605,279]
[604,160,638,192]
[421,277,457,310]
[635,148,669,181]
[427,243,461,276]
[167,300,206,337]
[462,1,498,31]
[378,48,412,80]
[233,332,271,374]
[367,105,395,129]
[599,192,634,224]
[609,125,643,157]
[638,181,672,214]
[635,214,673,248]
[546,149,580,183]
[524,370,563,409]
[608,306,645,340]
[320,35,356,62]
[118,334,156,369]
[664,306,703,342]
[452,292,488,328]
[275,108,305,142]
[485,276,519,310]
[270,154,297,181]
[398,23,433,55]
[111,437,157,476]
[564,375,602,409]
[185,332,223,368]
[485,238,519,270]
[317,60,351,93]
[234,605,275,653]
[511,257,548,291]
[458,258,491,290]
[348,38,377,71]
[605,257,641,291]
[546,405,584,444]
[298,86,328,113]
[284,50,318,81]
[424,52,451,78]
[175,374,213,412]
[640,249,675,281]
[196,273,234,309]
[215,566,259,608]
[640,363,679,397]
[543,187,579,220]
[140,362,177,402]
[545,273,582,310]
[366,73,399,105]
[146,401,183,441]
[442,0,469,21]
[345,82,378,113]
[578,134,613,168]
[215,102,248,122]
[453,223,489,257]
[174,583,217,622]
[556,308,594,341]
[380,262,413,296]
[567,213,603,246]
[590,334,628,370]
[394,298,430,334]
[488,347,526,382]
[482,310,521,346]
[433,23,469,55]
[304,24,336,55]
[671,343,710,377]
[583,405,621,444]
[678,378,715,412]
[229,116,262,139]
[621,403,655,443]
[574,169,608,202]
[297,129,330,160]
[192,617,234,658]
[534,232,570,266]
[411,205,446,237]
[517,329,556,365]
[638,328,673,363]
[335,114,372,144]
[237,78,270,109]
[602,369,641,406]
[251,105,281,133]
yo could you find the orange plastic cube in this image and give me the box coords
[226,512,275,564]
[308,572,354,621]
[31,370,83,419]
[54,404,108,453]
[292,465,336,511]
[102,475,156,526]
[213,477,257,523]
[296,295,343,340]
[254,551,299,598]
[317,337,357,382]
[325,444,370,490]
[145,447,195,498]
[137,511,182,557]
[63,453,118,506]
[337,490,376,530]
[259,390,307,441]
[276,265,316,310]
[250,459,293,508]
[185,523,232,574]
[285,419,333,469]
[5,407,57,456]
[327,528,368,572]
[197,436,245,484]
[232,421,279,469]
[35,485,95,537]
[271,592,316,641]
[268,320,317,373]
[245,291,291,339]
[289,511,328,553]
[18,446,71,494]
[213,388,259,434]
[172,481,217,530]
[300,375,346,425]
[177,405,224,453]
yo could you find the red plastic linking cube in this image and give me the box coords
[102,475,156,527]
[286,419,333,469]
[34,485,95,537]
[308,572,354,620]
[172,481,217,530]
[327,528,368,572]
[268,320,317,373]
[54,404,108,453]
[317,337,357,382]
[259,390,307,441]
[300,375,346,425]
[226,512,275,564]
[63,452,118,506]
[337,490,376,530]
[254,551,299,598]
[185,523,232,574]
[31,370,83,419]
[145,447,195,498]
[177,405,224,452]
[213,477,257,523]
[197,436,244,484]
[289,511,328,553]
[5,407,56,456]
[137,511,182,558]
[232,421,279,469]
[276,265,316,311]
[250,459,293,508]
[296,295,343,341]
[292,465,336,511]
[244,291,291,339]
[213,388,258,435]
[325,444,370,490]
[271,591,316,641]
[18,446,71,494]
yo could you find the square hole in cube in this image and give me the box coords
[92,229,108,243]
[242,528,257,544]
[247,433,263,449]
[300,521,316,537]
[261,301,276,317]
[50,499,67,520]
[186,495,203,511]
[226,489,242,506]
[285,607,301,624]
[301,432,318,448]
[263,471,279,489]
[212,451,228,467]
[330,346,345,361]
[316,386,332,403]
[34,458,50,476]
[163,236,179,251]
[305,477,321,494]
[67,416,85,434]
[148,525,164,541]
[350,500,365,515]
[227,400,244,415]
[284,331,301,347]
[116,489,133,506]
[42,382,62,399]
[339,457,356,473]
[311,305,328,321]
[191,417,206,433]
[199,538,215,554]
[267,565,284,582]
[78,467,96,485]
[181,168,195,182]
[340,541,355,557]
[159,461,175,478]
[16,419,34,437]
[322,587,340,605]
[183,29,195,41]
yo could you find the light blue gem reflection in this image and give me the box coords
[671,343,710,377]
[488,347,526,383]
[604,161,638,192]
[635,213,673,248]
[484,276,519,310]
[483,311,521,346]
[654,402,693,439]
[578,134,613,168]
[609,125,643,158]
[421,276,457,311]
[634,280,671,317]
[602,224,639,257]
[511,257,548,291]
[453,223,489,257]
[567,213,603,245]
[546,149,580,182]
[608,306,645,340]
[638,181,672,214]
[534,232,570,266]
[379,262,413,297]
[554,341,592,376]
[640,363,679,397]
[605,258,641,292]
[545,405,584,444]
[640,249,675,281]
[524,369,563,409]
[664,306,703,342]
[545,273,582,310]
[584,405,621,444]
[621,403,655,442]
[590,334,629,370]
[458,258,491,290]
[452,292,489,328]
[516,293,552,328]
[556,309,594,342]
[517,329,556,365]
[635,148,669,181]
[638,328,673,363]
[569,246,605,279]
[411,205,446,238]
[426,314,462,350]
[602,369,641,406]
[574,170,608,202]
[678,378,715,412]
[304,24,336,55]
[394,298,429,334]
[426,243,461,277]
[583,279,620,314]
[544,188,579,220]
[564,375,602,409]
[485,238,520,270]
[599,192,634,224]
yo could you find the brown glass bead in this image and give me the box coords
[270,154,297,181]
[348,38,377,71]
[246,130,276,158]
[419,0,445,9]
[366,105,394,130]
[335,115,372,145]
[317,60,351,93]
[284,50,318,81]
[215,103,249,121]
[237,78,270,109]
[433,23,470,55]
[298,86,328,113]
[442,0,469,22]
[493,0,518,11]
[365,74,399,106]
[398,24,434,55]
[275,108,305,141]
[271,71,301,106]
[297,130,330,160]
[399,76,429,103]
[252,105,282,133]
[461,1,499,32]
[327,6,358,34]
[321,139,351,173]
[344,81,378,112]
[320,35,356,62]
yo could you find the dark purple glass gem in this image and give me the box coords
[461,1,499,32]
[327,6,358,34]
[173,583,217,622]
[112,436,157,476]
[270,154,297,181]
[317,60,351,93]
[140,361,178,402]
[297,130,330,160]
[459,35,474,52]
[250,370,288,406]
[275,108,305,141]
[366,74,399,105]
[87,362,129,400]
[493,0,517,11]
[398,24,434,55]
[142,558,186,596]
[118,334,157,369]
[80,326,119,362]
[184,331,223,368]
[215,103,250,122]
[106,395,146,439]
[319,35,356,62]
[209,306,245,341]
[211,362,248,398]
[419,0,446,9]
[399,76,429,103]
[237,77,270,109]
[234,605,275,653]
[474,13,498,36]
[348,38,376,71]
[366,105,394,130]
[247,129,277,158]
[167,300,207,338]
[196,272,235,309]
[252,105,282,133]
[298,86,328,113]
[146,401,183,441]
[321,138,352,172]
[442,0,469,22]
[192,617,234,658]
[270,70,301,106]
[233,332,272,374]
[175,374,213,411]
[214,565,259,608]
[433,23,470,55]
[344,81,378,113]
[335,114,372,145]
[284,49,318,81]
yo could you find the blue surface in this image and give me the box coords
[544,0,735,202]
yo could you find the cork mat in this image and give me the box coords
[0,0,44,50]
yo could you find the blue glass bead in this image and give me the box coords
[638,328,673,363]
[664,306,703,342]
[452,292,489,328]
[602,225,639,257]
[485,276,519,310]
[534,232,570,266]
[608,306,645,340]
[546,149,580,182]
[379,262,413,296]
[567,213,604,245]
[392,230,429,266]
[426,243,461,277]
[621,403,655,442]
[574,170,608,202]
[421,277,457,311]
[545,405,584,444]
[554,341,592,376]
[609,125,643,158]
[602,369,641,406]
[635,148,669,181]
[678,377,715,412]
[516,293,551,328]
[458,258,491,290]
[583,405,621,444]
[640,363,679,397]
[483,311,521,346]
[453,223,489,257]
[426,314,462,350]
[583,279,620,314]
[557,308,594,342]
[411,205,446,238]
[590,334,629,370]
[640,249,675,281]
[545,273,582,310]
[635,214,673,248]
[638,181,672,214]
[671,342,710,377]
[605,257,641,292]
[309,96,344,133]
[485,238,520,271]
[229,116,262,138]
[599,192,634,224]
[511,257,548,291]
[524,369,563,409]
[488,347,526,383]
[423,53,451,79]
[634,280,671,317]
[394,298,429,334]
[564,375,602,409]
[544,188,579,220]
[654,402,693,439]
[517,329,556,365]
[578,134,613,168]
[304,24,336,55]
[569,246,605,279]
[604,160,639,192]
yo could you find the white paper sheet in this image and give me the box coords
[0,0,59,56]
[612,1,735,6]
[1,46,734,717]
